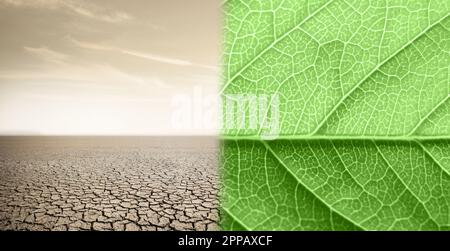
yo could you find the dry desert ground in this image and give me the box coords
[0,136,218,231]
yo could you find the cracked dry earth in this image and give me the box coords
[0,137,219,231]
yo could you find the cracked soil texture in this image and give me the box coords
[0,137,218,231]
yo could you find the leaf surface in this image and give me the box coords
[221,0,450,230]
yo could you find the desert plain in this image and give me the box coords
[0,136,218,231]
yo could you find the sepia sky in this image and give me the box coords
[0,0,219,135]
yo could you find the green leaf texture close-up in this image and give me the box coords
[220,0,450,230]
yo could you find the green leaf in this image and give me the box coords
[221,0,450,230]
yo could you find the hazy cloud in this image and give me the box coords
[0,0,132,23]
[23,46,68,64]
[68,37,195,66]
[68,37,218,70]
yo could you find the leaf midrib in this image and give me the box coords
[221,135,450,141]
